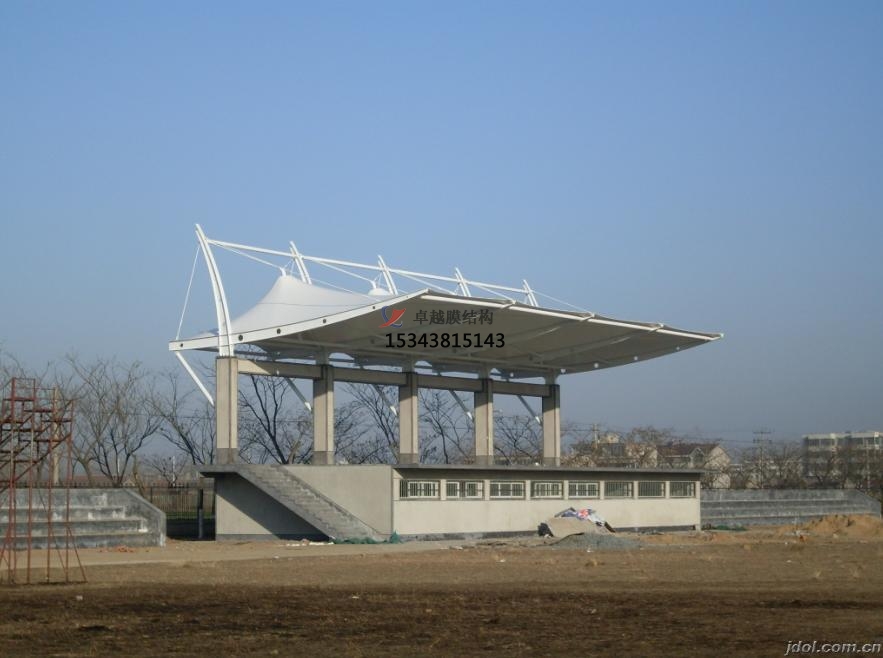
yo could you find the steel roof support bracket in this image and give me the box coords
[174,353,214,407]
[195,224,234,357]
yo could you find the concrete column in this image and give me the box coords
[312,365,335,465]
[473,378,494,466]
[216,356,239,464]
[542,383,561,466]
[398,371,419,463]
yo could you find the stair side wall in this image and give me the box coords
[284,465,393,535]
[214,475,326,540]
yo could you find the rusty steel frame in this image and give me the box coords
[0,377,85,584]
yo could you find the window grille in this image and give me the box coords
[489,481,525,499]
[446,480,484,499]
[604,481,634,498]
[530,481,563,499]
[638,481,665,498]
[567,481,600,498]
[399,480,440,499]
[669,481,696,498]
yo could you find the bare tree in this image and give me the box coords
[419,390,473,464]
[766,442,806,489]
[238,375,313,463]
[238,376,369,464]
[494,414,541,464]
[66,356,161,486]
[141,453,191,486]
[344,383,399,463]
[151,371,216,465]
[805,447,844,488]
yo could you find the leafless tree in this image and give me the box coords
[238,376,369,464]
[238,375,313,463]
[419,390,473,464]
[766,442,806,489]
[805,447,844,488]
[151,371,216,465]
[494,414,542,464]
[344,383,399,463]
[65,355,162,486]
[141,453,192,486]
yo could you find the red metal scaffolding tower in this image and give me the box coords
[0,377,85,584]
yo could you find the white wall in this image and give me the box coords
[391,471,700,535]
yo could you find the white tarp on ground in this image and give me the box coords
[539,508,616,538]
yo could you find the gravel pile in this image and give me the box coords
[545,531,640,551]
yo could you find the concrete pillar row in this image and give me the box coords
[216,356,239,464]
[473,378,494,466]
[542,383,561,466]
[398,371,419,464]
[312,365,335,465]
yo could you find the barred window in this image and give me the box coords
[669,481,696,498]
[568,481,600,498]
[399,480,440,499]
[530,481,563,499]
[489,481,525,499]
[638,481,665,498]
[446,480,484,499]
[604,481,634,498]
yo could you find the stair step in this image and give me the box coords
[237,467,382,541]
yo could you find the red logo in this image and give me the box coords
[379,306,406,328]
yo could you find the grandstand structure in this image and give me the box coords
[171,226,722,540]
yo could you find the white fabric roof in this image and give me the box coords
[171,275,721,378]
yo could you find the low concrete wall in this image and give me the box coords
[1,488,166,548]
[394,497,699,536]
[115,489,167,545]
[701,489,882,527]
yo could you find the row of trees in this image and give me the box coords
[4,351,878,492]
[0,352,554,485]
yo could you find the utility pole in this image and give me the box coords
[753,429,773,489]
[864,435,871,493]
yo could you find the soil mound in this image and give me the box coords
[546,532,640,551]
[798,514,883,538]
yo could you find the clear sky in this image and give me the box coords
[2,2,881,449]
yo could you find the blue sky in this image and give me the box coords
[2,2,881,447]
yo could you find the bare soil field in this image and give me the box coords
[2,515,882,657]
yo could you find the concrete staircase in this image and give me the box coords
[0,489,166,549]
[234,465,384,542]
[701,489,881,527]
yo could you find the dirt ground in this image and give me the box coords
[2,515,883,657]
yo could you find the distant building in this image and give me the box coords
[803,431,882,488]
[568,436,731,489]
[656,442,732,489]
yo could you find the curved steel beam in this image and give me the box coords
[195,224,234,356]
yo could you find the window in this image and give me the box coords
[568,481,600,498]
[399,480,440,499]
[669,481,696,498]
[531,481,563,499]
[638,481,665,498]
[604,481,634,498]
[446,480,484,499]
[489,481,525,499]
